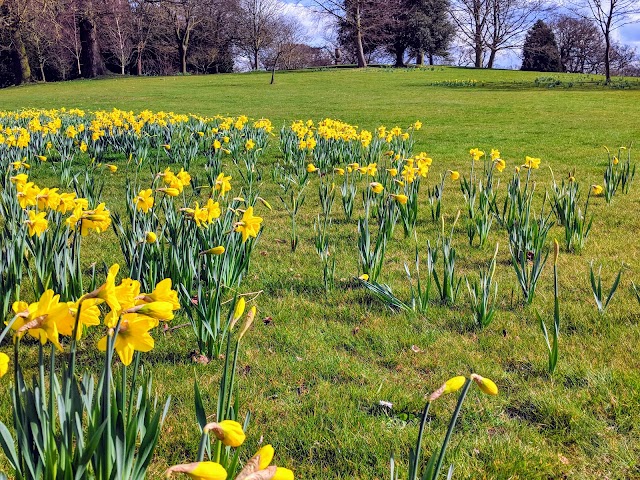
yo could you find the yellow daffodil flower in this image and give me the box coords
[390,194,408,205]
[135,189,154,213]
[234,206,262,242]
[591,184,604,196]
[449,170,460,181]
[146,231,157,244]
[25,210,48,237]
[523,156,541,169]
[370,182,384,194]
[97,313,157,366]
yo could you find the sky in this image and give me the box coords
[278,0,640,69]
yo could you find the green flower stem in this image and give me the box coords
[433,378,472,479]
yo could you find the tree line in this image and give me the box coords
[0,0,638,88]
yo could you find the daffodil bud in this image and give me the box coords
[553,239,559,266]
[146,231,157,244]
[201,246,225,256]
[0,352,9,378]
[165,461,227,480]
[239,306,256,340]
[204,420,246,447]
[470,373,498,395]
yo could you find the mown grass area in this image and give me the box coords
[1,67,640,479]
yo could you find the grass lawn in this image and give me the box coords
[1,67,640,479]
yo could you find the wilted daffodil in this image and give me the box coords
[165,461,227,480]
[234,206,263,242]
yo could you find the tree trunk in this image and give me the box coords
[79,8,105,78]
[253,50,259,70]
[487,48,497,69]
[355,3,366,68]
[40,64,46,82]
[604,24,611,83]
[428,53,434,65]
[394,46,405,67]
[416,51,424,65]
[137,50,143,75]
[11,30,31,84]
[178,41,187,74]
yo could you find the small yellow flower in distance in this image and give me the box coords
[0,352,9,378]
[146,231,157,244]
[334,167,345,175]
[449,170,460,181]
[165,461,227,480]
[370,182,384,194]
[358,274,369,281]
[470,373,498,395]
[390,194,408,205]
[205,420,246,447]
[591,184,604,196]
[162,144,171,150]
[386,168,398,177]
[245,139,255,150]
[213,139,222,149]
[490,148,501,160]
[307,163,318,173]
[37,155,47,162]
[106,164,118,173]
[469,148,484,161]
[613,156,619,165]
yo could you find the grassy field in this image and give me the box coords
[1,67,640,479]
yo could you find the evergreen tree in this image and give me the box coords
[521,20,561,72]
[408,0,455,65]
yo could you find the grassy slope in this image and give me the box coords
[1,67,640,479]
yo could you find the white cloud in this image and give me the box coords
[278,0,335,46]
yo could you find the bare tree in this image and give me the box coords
[449,0,490,67]
[161,0,206,74]
[484,0,546,68]
[260,14,305,82]
[552,14,603,73]
[570,0,640,83]
[100,0,134,74]
[450,0,545,68]
[234,0,282,70]
[312,0,386,68]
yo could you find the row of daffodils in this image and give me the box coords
[0,107,636,479]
